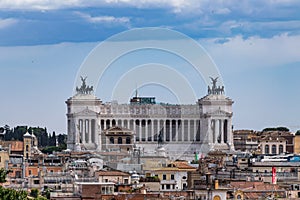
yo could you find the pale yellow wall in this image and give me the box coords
[294,135,300,154]
[23,137,32,157]
[0,151,9,169]
[154,170,176,181]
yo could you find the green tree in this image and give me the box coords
[262,127,290,132]
[30,188,39,198]
[41,145,66,154]
[35,196,47,200]
[276,127,290,132]
[0,186,28,199]
[49,131,56,146]
[40,129,49,147]
[57,134,66,146]
[42,188,51,199]
[0,168,8,183]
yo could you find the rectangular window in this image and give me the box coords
[166,184,170,189]
[163,174,166,180]
[16,171,21,178]
[171,174,175,180]
[162,184,164,190]
[29,170,32,175]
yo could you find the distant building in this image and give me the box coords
[234,130,294,155]
[233,130,259,153]
[260,131,294,154]
[260,135,286,155]
[66,77,235,158]
[0,147,9,170]
[95,170,131,185]
[101,126,134,153]
[147,161,197,191]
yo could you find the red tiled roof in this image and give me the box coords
[230,181,282,192]
[173,161,197,170]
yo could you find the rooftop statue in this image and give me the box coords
[76,76,94,95]
[208,76,224,95]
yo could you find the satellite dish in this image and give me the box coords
[0,127,4,133]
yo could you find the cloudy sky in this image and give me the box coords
[1,0,300,134]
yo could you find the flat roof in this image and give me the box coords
[75,182,115,185]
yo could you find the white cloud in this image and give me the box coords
[75,12,130,26]
[0,0,299,23]
[201,34,300,71]
[0,18,18,29]
[0,0,186,10]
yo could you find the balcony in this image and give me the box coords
[161,180,177,184]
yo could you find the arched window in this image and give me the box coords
[265,145,269,154]
[279,144,284,154]
[126,137,131,144]
[110,137,114,144]
[118,137,122,144]
[106,119,110,129]
[272,145,277,154]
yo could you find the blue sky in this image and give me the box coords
[1,0,300,134]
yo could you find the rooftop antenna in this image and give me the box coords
[135,83,138,98]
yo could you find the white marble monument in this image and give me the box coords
[66,76,234,158]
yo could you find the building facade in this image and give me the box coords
[66,77,234,158]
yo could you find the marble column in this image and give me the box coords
[188,120,191,141]
[82,119,85,143]
[163,119,166,141]
[151,120,154,142]
[145,120,148,142]
[139,120,142,141]
[103,120,106,131]
[220,119,224,144]
[228,119,232,145]
[181,120,184,141]
[157,120,160,141]
[214,119,218,143]
[175,120,178,142]
[207,118,211,144]
[96,121,100,149]
[193,119,197,142]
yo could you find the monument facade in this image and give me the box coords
[66,77,234,158]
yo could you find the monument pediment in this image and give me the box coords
[204,109,232,117]
[74,107,98,116]
[104,126,133,133]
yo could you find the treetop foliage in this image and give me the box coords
[262,127,290,132]
[2,125,67,150]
